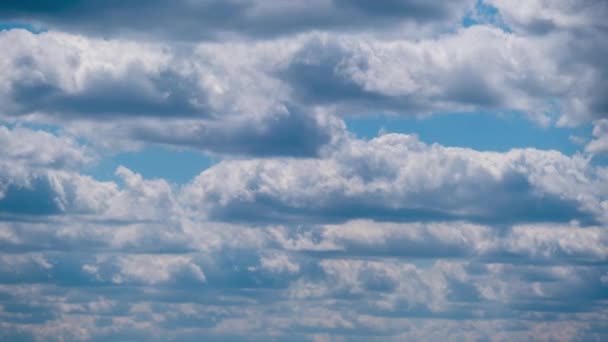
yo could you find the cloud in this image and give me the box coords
[486,0,608,35]
[183,134,608,225]
[277,24,607,126]
[0,29,173,118]
[83,254,206,285]
[2,19,607,157]
[486,0,608,125]
[586,119,608,154]
[0,29,341,157]
[0,126,95,216]
[0,127,180,220]
[0,0,475,40]
[271,220,608,265]
[0,126,91,172]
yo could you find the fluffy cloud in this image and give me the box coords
[0,29,340,157]
[586,119,608,154]
[279,27,559,122]
[279,23,607,126]
[184,134,608,225]
[488,0,608,125]
[0,126,91,171]
[3,16,607,157]
[0,129,605,340]
[0,126,179,220]
[0,126,95,216]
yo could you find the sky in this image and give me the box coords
[0,1,607,341]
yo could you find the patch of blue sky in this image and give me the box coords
[462,0,511,32]
[0,22,46,33]
[87,146,216,184]
[346,111,592,156]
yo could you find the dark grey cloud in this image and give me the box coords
[278,40,415,113]
[10,68,206,119]
[131,107,342,157]
[0,0,474,40]
[201,181,590,225]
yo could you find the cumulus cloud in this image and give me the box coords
[0,29,342,157]
[183,134,608,225]
[279,28,552,120]
[279,24,607,126]
[487,0,608,125]
[0,126,180,220]
[0,126,95,216]
[586,119,608,154]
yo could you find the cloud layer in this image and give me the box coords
[0,126,607,340]
[1,1,607,341]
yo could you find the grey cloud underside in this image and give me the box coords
[0,0,473,40]
[0,178,63,215]
[279,38,504,115]
[130,109,339,157]
[201,182,589,225]
[10,68,206,119]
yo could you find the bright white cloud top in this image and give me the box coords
[0,1,607,341]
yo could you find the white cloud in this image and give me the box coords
[183,134,608,224]
[586,119,608,154]
[95,254,206,285]
[258,252,300,274]
[0,126,92,171]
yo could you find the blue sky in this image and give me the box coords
[347,112,591,153]
[88,146,215,184]
[1,1,608,341]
